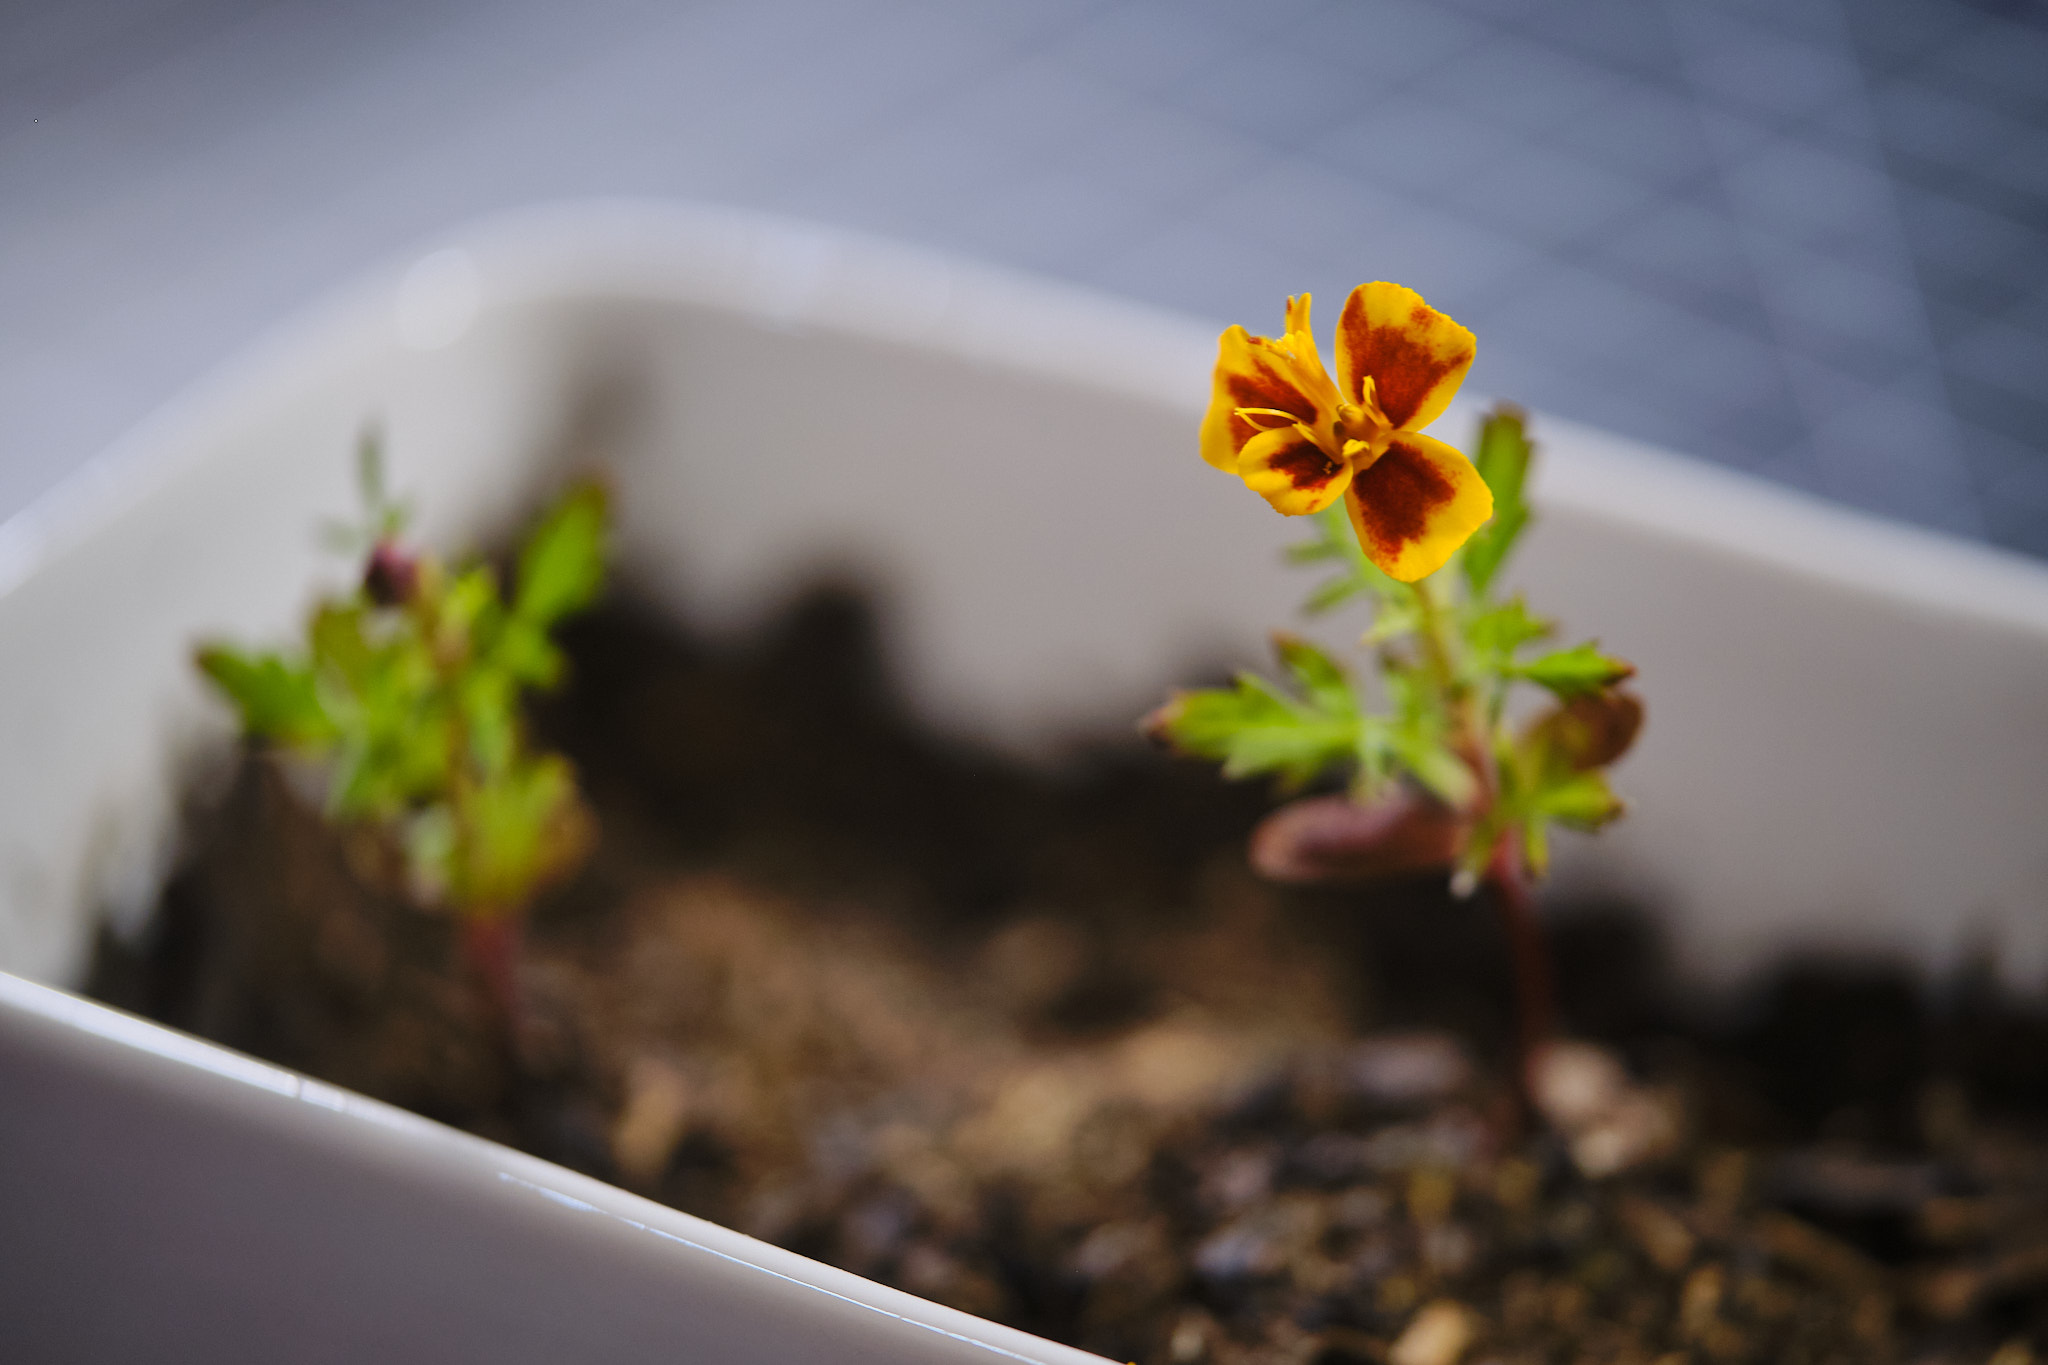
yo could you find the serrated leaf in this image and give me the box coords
[1296,503,1401,616]
[516,482,608,627]
[459,669,520,777]
[1460,405,1533,596]
[1509,641,1634,700]
[323,429,410,554]
[1273,633,1356,717]
[1351,714,1396,793]
[1380,663,1478,807]
[1363,596,1424,644]
[1463,596,1552,660]
[453,756,593,909]
[308,602,375,686]
[442,565,499,639]
[1151,674,1359,788]
[1527,769,1623,830]
[487,614,564,688]
[1398,737,1479,808]
[196,646,334,746]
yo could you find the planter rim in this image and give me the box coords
[0,965,1110,1364]
[6,197,2047,634]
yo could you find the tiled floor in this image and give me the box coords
[3,0,2044,553]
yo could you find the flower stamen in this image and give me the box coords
[1234,406,1309,431]
[1334,378,1398,471]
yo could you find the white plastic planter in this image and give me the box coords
[4,201,2048,1360]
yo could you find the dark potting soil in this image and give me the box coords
[93,584,2048,1365]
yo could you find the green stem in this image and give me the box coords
[413,572,528,1062]
[1407,576,1459,696]
[1414,573,1554,1106]
[1410,576,1492,797]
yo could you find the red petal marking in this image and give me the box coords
[1270,438,1344,493]
[1350,440,1456,553]
[1223,348,1322,452]
[1337,298,1473,431]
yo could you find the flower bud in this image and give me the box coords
[363,539,419,606]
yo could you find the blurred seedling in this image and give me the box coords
[1150,402,1642,1098]
[198,434,608,1048]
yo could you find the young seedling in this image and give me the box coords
[197,436,608,1048]
[1147,284,1641,1100]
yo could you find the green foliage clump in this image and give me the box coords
[198,443,608,921]
[1149,405,1639,881]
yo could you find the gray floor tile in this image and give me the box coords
[3,0,2045,555]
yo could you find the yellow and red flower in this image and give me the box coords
[1200,283,1493,582]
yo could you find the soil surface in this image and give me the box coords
[95,584,2048,1365]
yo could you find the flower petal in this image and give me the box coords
[1334,282,1475,432]
[1279,292,1336,385]
[1239,424,1354,516]
[1344,430,1493,581]
[1200,320,1339,471]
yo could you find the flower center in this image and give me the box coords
[1335,378,1396,469]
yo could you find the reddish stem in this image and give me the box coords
[461,914,525,1058]
[1487,833,1555,1105]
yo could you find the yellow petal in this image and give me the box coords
[1239,423,1354,516]
[1344,430,1493,581]
[1200,318,1340,472]
[1284,292,1313,337]
[1333,282,1475,432]
[1280,292,1336,396]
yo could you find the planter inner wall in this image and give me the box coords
[6,205,2046,995]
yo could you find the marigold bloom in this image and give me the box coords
[1200,283,1493,582]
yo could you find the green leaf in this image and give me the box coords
[194,460,612,925]
[1397,737,1479,808]
[1350,713,1396,794]
[1460,405,1533,597]
[442,566,500,639]
[458,668,520,777]
[516,482,608,627]
[355,428,410,540]
[196,646,334,746]
[308,602,375,687]
[1463,596,1551,661]
[451,755,591,908]
[323,428,411,552]
[1152,673,1359,788]
[1294,503,1400,616]
[1363,595,1424,644]
[1380,663,1479,807]
[1272,633,1357,717]
[1509,641,1635,700]
[486,614,563,688]
[1527,769,1624,830]
[328,683,450,819]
